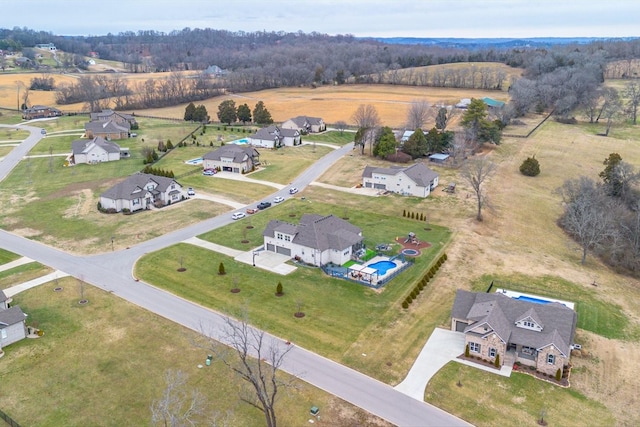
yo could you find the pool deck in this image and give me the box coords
[363,255,406,281]
[495,288,575,310]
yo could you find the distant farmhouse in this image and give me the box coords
[70,137,127,165]
[362,163,439,197]
[99,173,185,213]
[35,43,57,51]
[22,105,62,120]
[451,290,577,377]
[0,290,28,354]
[202,145,260,173]
[248,125,301,149]
[281,116,326,134]
[263,214,364,266]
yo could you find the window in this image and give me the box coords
[547,354,555,364]
[522,345,535,355]
[1,329,6,339]
[132,199,140,206]
[469,342,481,353]
[489,347,496,358]
[523,320,535,328]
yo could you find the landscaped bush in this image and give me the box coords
[555,368,562,381]
[465,344,470,357]
[494,353,500,368]
[520,156,541,177]
[402,301,409,309]
[276,281,283,295]
[218,262,226,275]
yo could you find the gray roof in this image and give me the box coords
[252,125,299,142]
[101,173,180,201]
[71,137,121,155]
[287,116,324,128]
[0,305,26,327]
[84,120,130,134]
[452,290,577,357]
[203,145,259,162]
[90,109,136,123]
[362,163,438,187]
[0,289,7,303]
[264,214,363,251]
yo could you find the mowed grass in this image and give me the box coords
[0,277,375,426]
[248,144,333,184]
[471,274,639,341]
[137,200,451,382]
[303,130,355,145]
[0,262,53,289]
[0,248,20,264]
[425,362,614,427]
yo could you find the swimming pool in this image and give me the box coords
[231,138,249,145]
[185,157,203,165]
[514,295,552,305]
[368,260,397,276]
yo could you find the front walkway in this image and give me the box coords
[309,181,380,196]
[3,271,70,298]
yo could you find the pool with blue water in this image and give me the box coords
[368,260,397,275]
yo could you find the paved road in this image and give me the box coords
[0,125,471,426]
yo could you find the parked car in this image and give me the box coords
[246,208,259,214]
[257,201,272,210]
[289,187,298,194]
[203,169,216,176]
[40,129,47,135]
[187,187,195,196]
[232,212,246,220]
[273,196,285,203]
[130,133,138,137]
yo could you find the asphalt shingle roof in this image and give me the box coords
[71,136,121,155]
[264,214,363,251]
[100,173,179,201]
[0,305,26,326]
[203,145,259,162]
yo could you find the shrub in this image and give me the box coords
[410,290,417,299]
[403,209,406,217]
[406,295,413,303]
[494,353,500,368]
[555,368,562,381]
[520,156,541,177]
[218,262,226,275]
[465,344,470,357]
[402,301,409,309]
[418,282,424,291]
[276,281,283,295]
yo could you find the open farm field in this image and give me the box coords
[378,62,522,87]
[0,277,391,427]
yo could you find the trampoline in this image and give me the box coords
[401,248,420,256]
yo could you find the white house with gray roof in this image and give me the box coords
[0,290,27,351]
[281,116,326,134]
[362,163,439,197]
[202,145,260,173]
[71,137,122,164]
[451,290,577,377]
[84,119,130,140]
[248,125,301,149]
[263,214,364,266]
[99,173,184,213]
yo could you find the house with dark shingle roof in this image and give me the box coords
[202,145,260,173]
[263,214,364,266]
[99,173,184,213]
[0,290,27,351]
[71,137,122,164]
[22,105,62,120]
[281,116,326,134]
[84,119,130,140]
[248,125,301,149]
[362,163,439,197]
[451,289,577,377]
[90,109,137,127]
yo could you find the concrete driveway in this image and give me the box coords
[394,328,465,400]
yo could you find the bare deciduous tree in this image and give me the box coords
[624,81,640,125]
[351,104,380,155]
[406,99,431,130]
[334,120,347,134]
[557,177,618,264]
[461,156,497,221]
[151,369,223,427]
[203,316,295,427]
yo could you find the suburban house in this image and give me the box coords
[400,130,415,144]
[281,116,326,134]
[84,120,130,140]
[99,173,184,213]
[35,43,57,51]
[451,289,578,377]
[263,214,364,266]
[362,163,439,197]
[248,125,301,148]
[0,290,28,352]
[90,109,137,127]
[71,137,123,164]
[22,105,62,120]
[202,145,260,173]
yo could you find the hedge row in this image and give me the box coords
[402,210,429,221]
[402,253,448,309]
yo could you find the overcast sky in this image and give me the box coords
[2,0,639,39]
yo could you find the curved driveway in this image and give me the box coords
[0,124,470,427]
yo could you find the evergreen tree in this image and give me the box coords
[373,126,397,159]
[555,368,562,381]
[276,282,283,295]
[218,262,226,275]
[402,128,428,159]
[217,99,237,125]
[599,152,623,196]
[237,103,252,124]
[184,102,196,121]
[253,101,273,125]
[494,353,500,368]
[193,105,209,123]
[520,156,541,176]
[435,107,448,131]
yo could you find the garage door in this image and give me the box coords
[374,183,386,190]
[266,243,275,252]
[276,246,291,256]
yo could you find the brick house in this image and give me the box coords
[451,290,577,377]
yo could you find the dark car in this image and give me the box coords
[257,201,272,210]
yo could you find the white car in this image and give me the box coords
[289,187,298,194]
[232,212,246,220]
[273,196,285,203]
[187,187,195,196]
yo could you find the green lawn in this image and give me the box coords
[471,274,640,341]
[248,144,333,184]
[0,262,53,289]
[136,201,452,382]
[303,130,354,145]
[425,362,614,427]
[0,248,20,264]
[0,277,371,426]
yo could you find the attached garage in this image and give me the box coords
[266,243,275,252]
[275,246,291,256]
[454,320,469,332]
